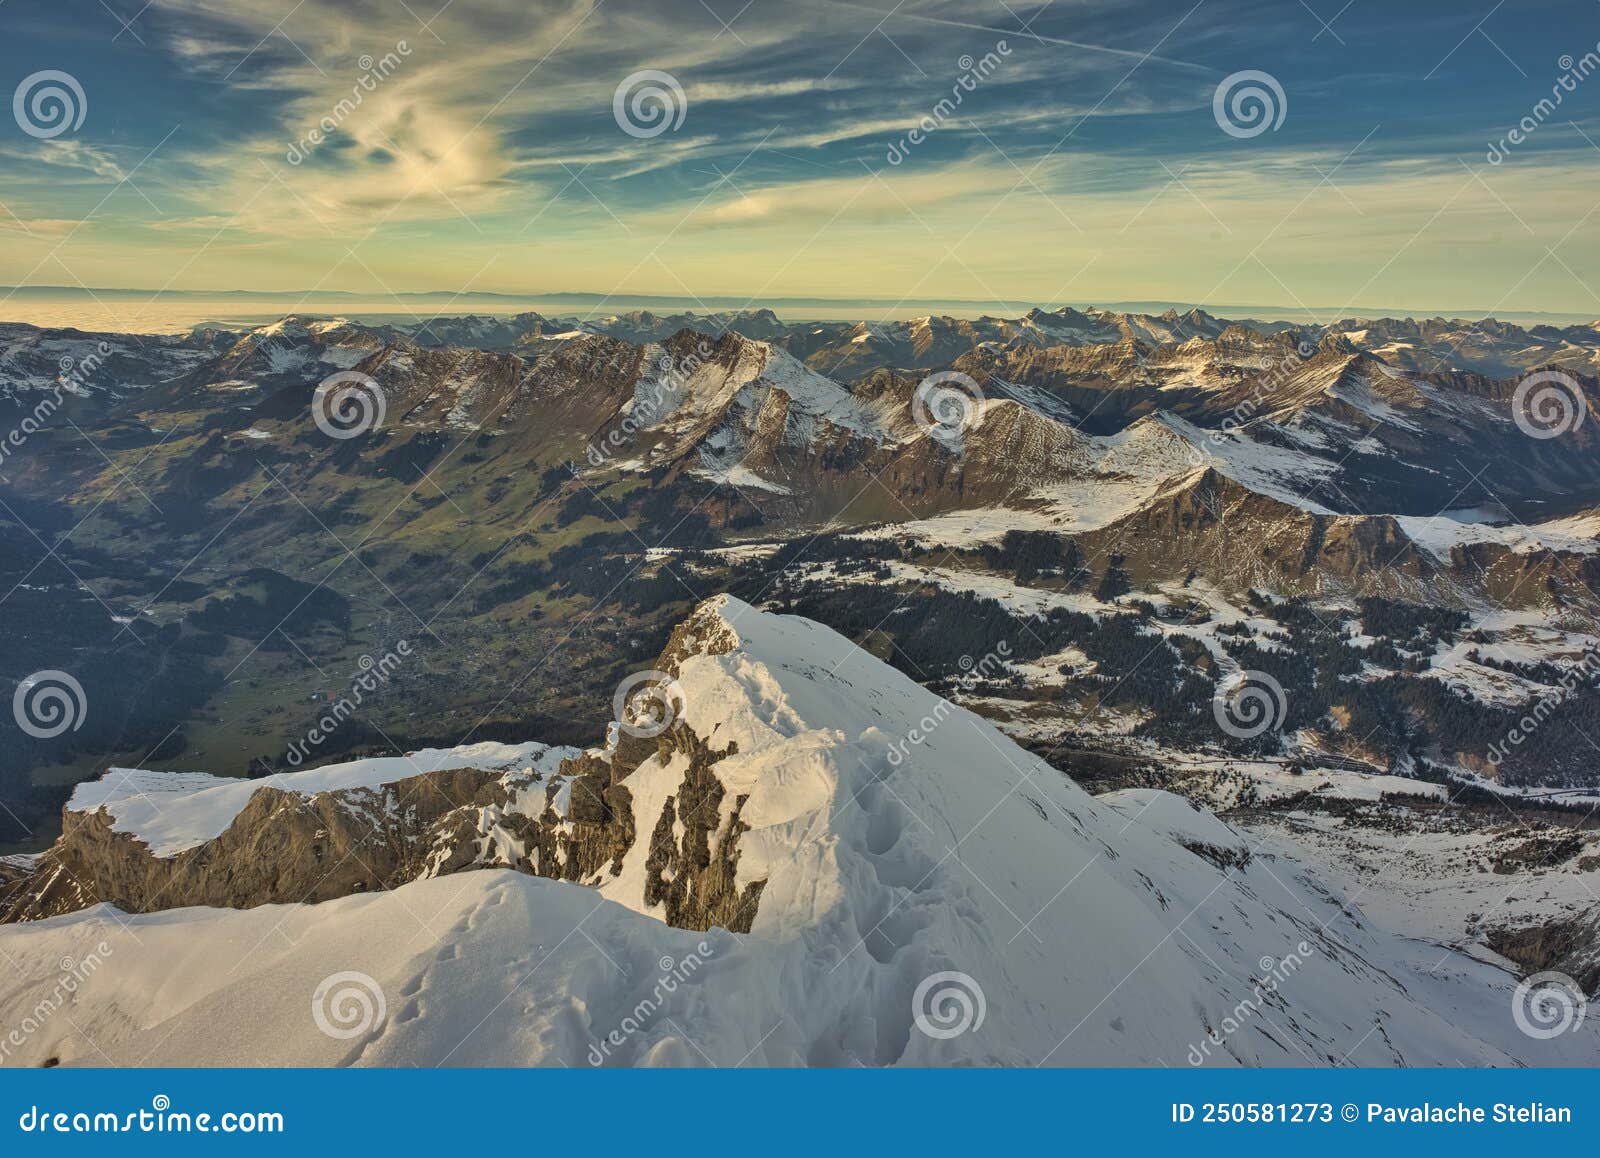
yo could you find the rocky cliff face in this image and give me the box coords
[2,605,772,935]
[1079,468,1442,600]
[6,758,598,921]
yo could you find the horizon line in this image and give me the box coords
[3,285,1596,327]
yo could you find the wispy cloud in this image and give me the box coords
[1,142,128,182]
[0,0,1591,314]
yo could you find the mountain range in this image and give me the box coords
[1,302,1599,1066]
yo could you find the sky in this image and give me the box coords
[1,0,1598,318]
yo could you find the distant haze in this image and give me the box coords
[3,288,1594,335]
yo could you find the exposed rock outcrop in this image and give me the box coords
[1487,909,1600,995]
[2,602,773,936]
[3,760,631,922]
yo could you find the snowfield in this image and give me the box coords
[68,743,573,859]
[3,597,1597,1067]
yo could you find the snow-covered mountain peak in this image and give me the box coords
[591,594,1584,1060]
[218,314,397,376]
[647,330,874,433]
[248,314,363,341]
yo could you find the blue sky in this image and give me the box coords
[1,0,1598,315]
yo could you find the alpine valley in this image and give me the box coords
[2,302,1600,1066]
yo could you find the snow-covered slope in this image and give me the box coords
[219,315,393,375]
[67,742,569,858]
[3,597,1595,1066]
[618,332,885,490]
[0,323,217,413]
[1396,513,1600,560]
